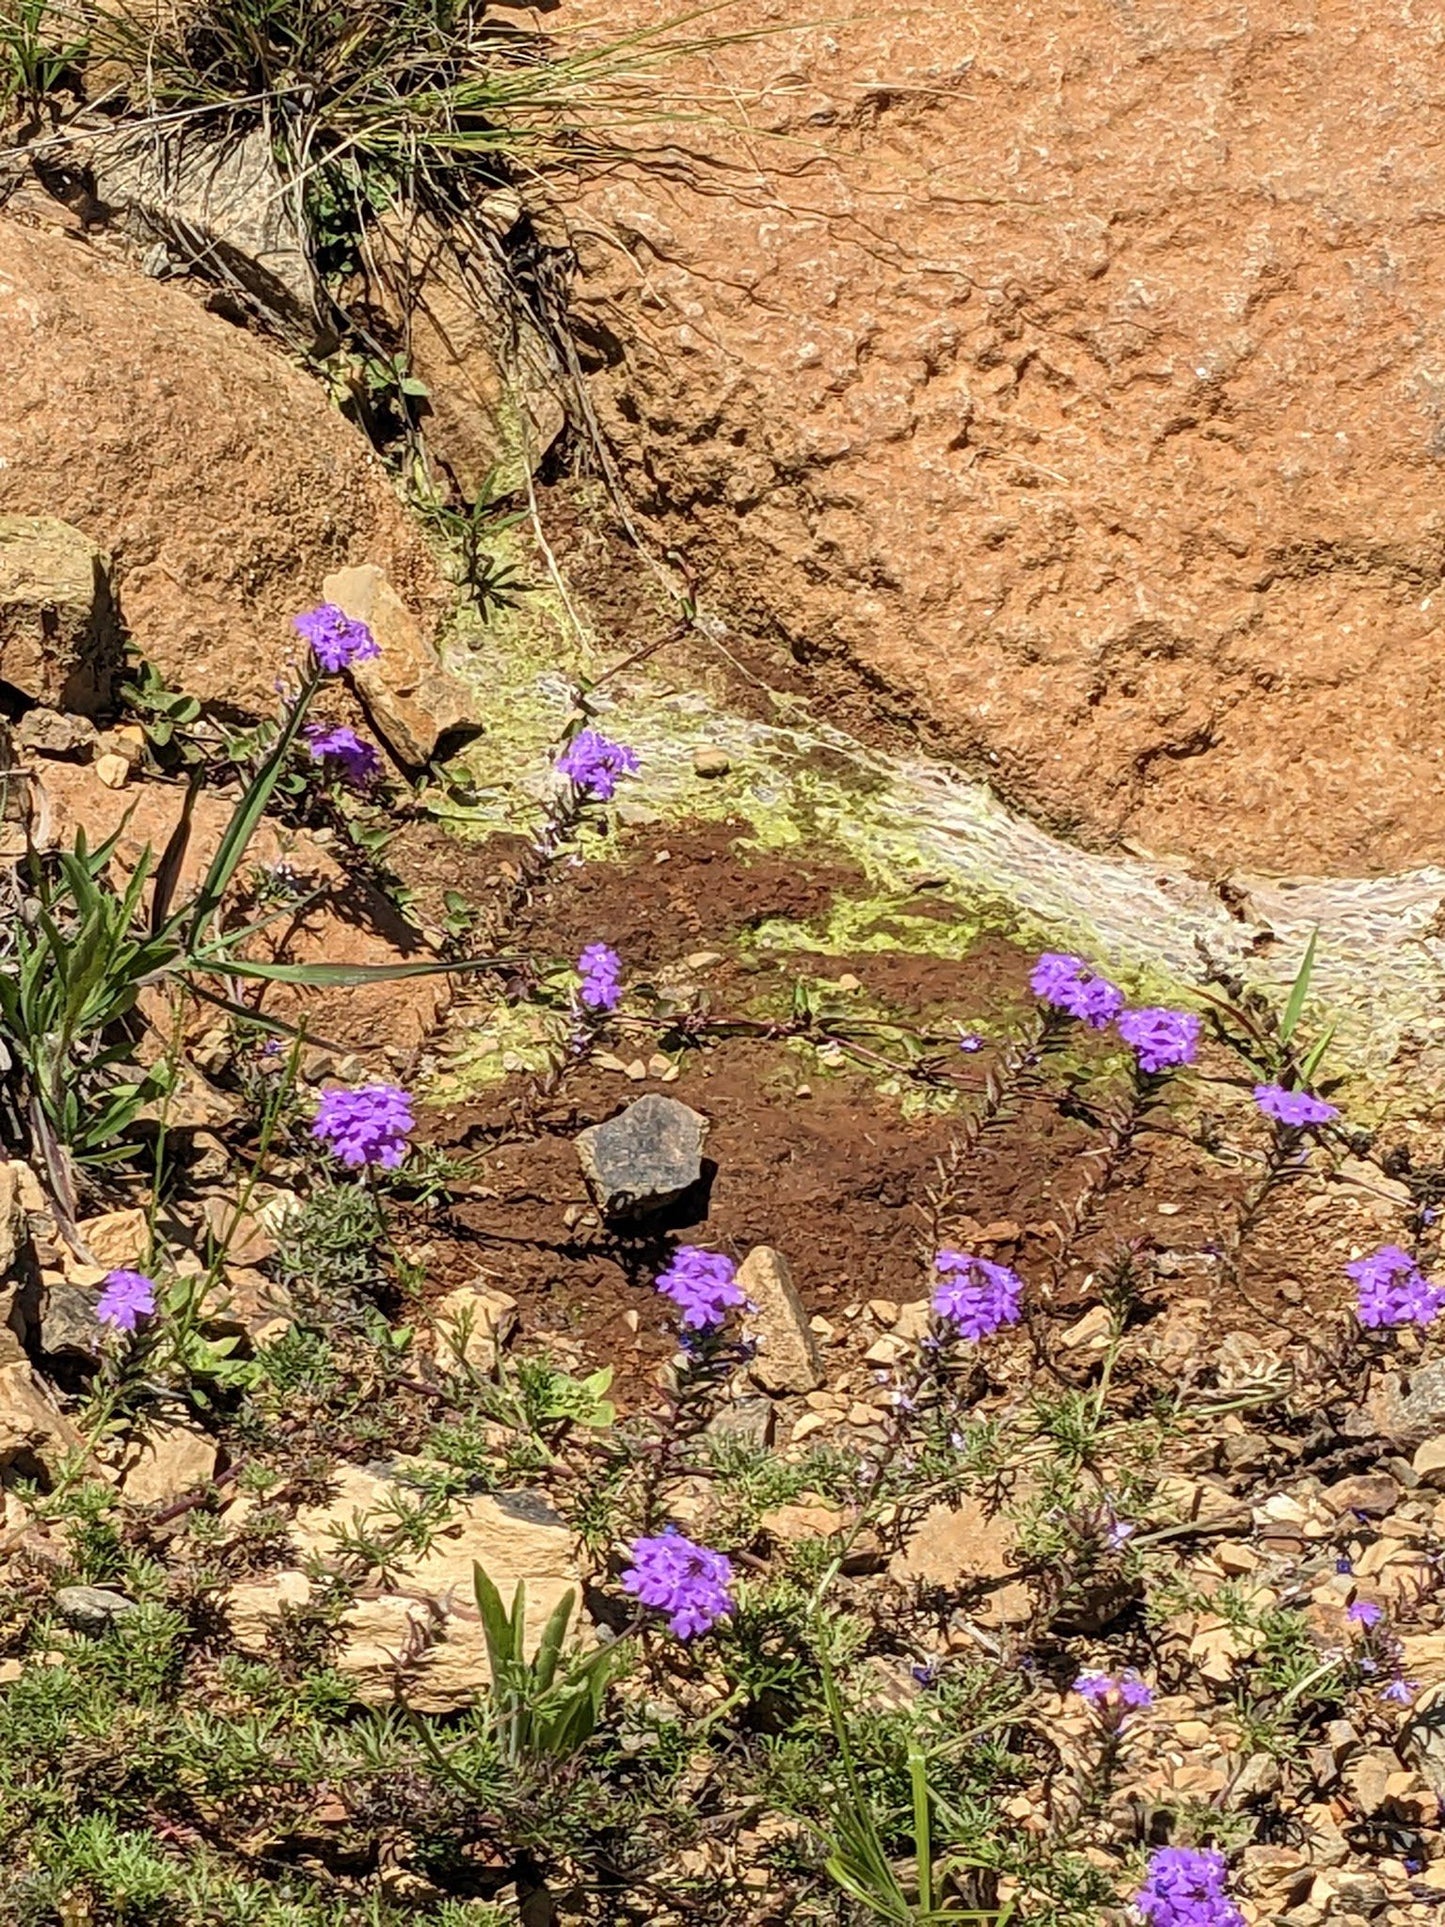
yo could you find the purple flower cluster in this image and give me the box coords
[1347,1244,1445,1329]
[96,1269,157,1333]
[1252,1082,1339,1128]
[1135,1847,1245,1927]
[577,943,623,1013]
[1074,1669,1153,1716]
[555,729,640,801]
[1030,952,1125,1029]
[1117,1006,1201,1074]
[654,1246,744,1331]
[294,604,380,674]
[305,722,383,788]
[1347,1598,1383,1627]
[931,1251,1023,1340]
[621,1527,735,1637]
[312,1083,414,1170]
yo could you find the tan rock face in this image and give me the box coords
[0,219,445,714]
[568,0,1445,875]
[227,1466,582,1713]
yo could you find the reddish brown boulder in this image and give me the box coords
[567,0,1445,875]
[0,219,446,714]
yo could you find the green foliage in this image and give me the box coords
[469,1565,625,1765]
[0,0,86,121]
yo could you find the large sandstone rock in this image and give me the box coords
[0,219,446,714]
[567,0,1445,876]
[226,1465,582,1712]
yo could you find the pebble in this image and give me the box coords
[692,746,731,778]
[94,751,131,789]
[1413,1435,1445,1487]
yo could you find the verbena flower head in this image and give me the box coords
[555,729,639,801]
[654,1246,744,1330]
[932,1251,1023,1340]
[96,1269,157,1333]
[1135,1846,1245,1927]
[1252,1082,1339,1128]
[312,1084,414,1170]
[577,943,623,1013]
[1347,1599,1383,1627]
[294,603,380,674]
[305,722,383,787]
[1117,1006,1201,1074]
[1029,952,1124,1029]
[1383,1676,1418,1705]
[1074,1669,1153,1718]
[1348,1244,1445,1329]
[621,1527,734,1637]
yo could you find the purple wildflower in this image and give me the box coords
[1348,1244,1445,1329]
[293,604,380,674]
[577,943,623,1013]
[1347,1599,1383,1627]
[1107,1518,1136,1550]
[304,722,383,787]
[654,1247,744,1331]
[1135,1846,1245,1927]
[1029,952,1125,1029]
[1074,1670,1152,1718]
[931,1251,1023,1340]
[1383,1676,1418,1705]
[96,1269,157,1333]
[957,1031,985,1053]
[311,1083,414,1170]
[555,729,639,801]
[621,1528,734,1637]
[1252,1082,1340,1128]
[1116,1006,1201,1074]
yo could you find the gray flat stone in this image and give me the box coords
[574,1094,708,1220]
[55,1584,136,1629]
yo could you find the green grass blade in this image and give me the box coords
[1279,929,1318,1047]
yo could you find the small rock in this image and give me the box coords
[739,1246,822,1394]
[39,1280,103,1361]
[92,751,131,790]
[891,1497,1032,1627]
[704,1398,776,1450]
[0,516,120,713]
[894,1300,930,1343]
[1325,1472,1401,1516]
[69,1207,149,1278]
[0,1360,88,1474]
[322,563,474,766]
[574,1093,708,1219]
[96,724,145,769]
[1234,1751,1283,1798]
[1060,1304,1111,1352]
[121,1422,219,1506]
[54,1584,136,1629]
[14,708,98,759]
[1413,1436,1445,1488]
[1378,1361,1445,1448]
[433,1283,518,1374]
[692,745,731,778]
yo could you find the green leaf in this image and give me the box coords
[191,953,516,986]
[1279,929,1318,1047]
